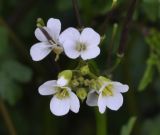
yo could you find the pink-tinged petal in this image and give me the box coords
[81,46,100,60]
[59,27,80,45]
[38,80,57,95]
[80,28,100,47]
[63,40,80,59]
[30,42,53,61]
[69,91,80,113]
[50,96,70,116]
[86,90,98,106]
[47,18,61,43]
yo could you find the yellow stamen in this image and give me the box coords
[102,84,113,96]
[76,43,86,52]
[55,88,69,99]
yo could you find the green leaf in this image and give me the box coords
[120,117,137,135]
[141,114,160,135]
[142,0,160,22]
[0,26,9,56]
[139,29,160,91]
[156,59,160,74]
[0,72,22,105]
[138,65,153,91]
[138,54,156,91]
[1,60,32,83]
[146,29,160,55]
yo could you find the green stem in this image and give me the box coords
[75,59,87,70]
[106,54,123,74]
[72,0,82,28]
[95,109,107,135]
[107,23,118,67]
[0,99,17,135]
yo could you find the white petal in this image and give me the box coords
[98,93,107,113]
[57,77,68,86]
[38,80,57,95]
[69,91,80,113]
[105,92,123,111]
[47,18,61,43]
[99,83,108,93]
[86,90,98,106]
[112,82,129,93]
[35,28,48,42]
[81,46,100,60]
[59,27,80,45]
[30,42,53,61]
[80,28,100,47]
[63,40,80,59]
[50,96,70,116]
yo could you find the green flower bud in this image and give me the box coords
[36,18,45,27]
[84,79,90,86]
[76,88,87,101]
[80,65,90,75]
[78,77,84,85]
[89,79,98,89]
[57,70,72,86]
[71,79,79,87]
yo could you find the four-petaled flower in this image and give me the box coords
[38,80,80,116]
[86,77,129,113]
[31,18,129,116]
[59,27,101,60]
[30,18,62,61]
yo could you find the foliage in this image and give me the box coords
[139,29,160,91]
[0,0,160,135]
[141,115,160,135]
[120,117,137,135]
[0,26,32,105]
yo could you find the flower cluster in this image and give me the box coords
[30,18,129,116]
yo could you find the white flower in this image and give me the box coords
[86,79,129,113]
[59,27,101,60]
[38,80,80,116]
[30,18,61,61]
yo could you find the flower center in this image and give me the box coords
[102,84,113,96]
[55,87,69,99]
[75,43,86,52]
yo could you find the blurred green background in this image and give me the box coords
[0,0,160,135]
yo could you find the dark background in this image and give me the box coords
[0,0,160,135]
